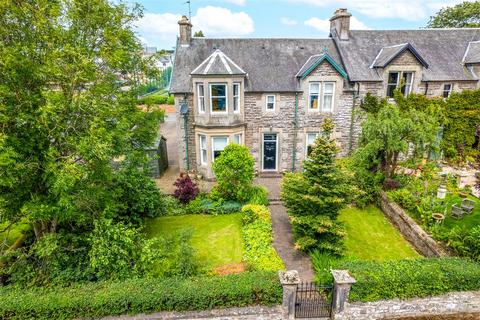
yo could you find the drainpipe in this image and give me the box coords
[348,83,359,154]
[180,94,190,171]
[292,92,299,171]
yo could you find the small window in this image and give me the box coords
[233,133,242,144]
[309,82,320,110]
[322,82,335,112]
[443,84,452,98]
[210,84,227,113]
[266,95,275,111]
[401,72,413,96]
[197,83,205,113]
[233,83,240,113]
[306,132,319,157]
[212,136,228,161]
[199,135,207,164]
[387,72,400,98]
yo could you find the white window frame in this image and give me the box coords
[322,82,335,112]
[209,83,228,114]
[233,83,241,113]
[305,132,319,158]
[197,83,205,113]
[211,136,229,162]
[443,83,453,99]
[266,94,276,111]
[386,72,400,98]
[233,133,242,144]
[199,134,207,165]
[402,72,414,96]
[262,133,278,171]
[308,82,320,112]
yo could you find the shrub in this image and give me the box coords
[186,196,242,215]
[338,258,480,302]
[247,185,269,206]
[383,178,401,190]
[212,144,255,203]
[441,226,480,262]
[387,188,417,213]
[310,251,336,284]
[163,196,187,216]
[173,173,199,204]
[0,271,282,320]
[167,95,174,105]
[241,205,284,271]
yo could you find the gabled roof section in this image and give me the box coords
[463,41,480,64]
[296,52,347,79]
[190,49,246,76]
[370,43,429,69]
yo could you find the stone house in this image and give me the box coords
[169,9,480,179]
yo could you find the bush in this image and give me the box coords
[212,144,255,203]
[387,188,417,213]
[241,205,284,271]
[167,95,174,105]
[338,258,480,302]
[247,185,269,206]
[0,271,282,320]
[186,196,242,215]
[163,196,187,216]
[440,226,480,262]
[173,173,199,204]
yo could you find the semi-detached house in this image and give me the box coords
[169,8,480,179]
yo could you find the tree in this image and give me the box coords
[427,1,480,28]
[211,144,254,203]
[0,0,163,284]
[194,30,205,37]
[281,119,351,255]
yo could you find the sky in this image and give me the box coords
[133,0,467,50]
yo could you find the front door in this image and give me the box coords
[263,133,277,170]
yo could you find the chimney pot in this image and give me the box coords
[178,15,192,47]
[330,8,351,41]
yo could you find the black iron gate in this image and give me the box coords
[295,282,333,318]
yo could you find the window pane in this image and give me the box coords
[233,83,239,95]
[310,83,320,94]
[323,95,333,111]
[213,137,228,160]
[212,97,226,112]
[309,94,318,109]
[324,82,334,94]
[200,135,207,164]
[234,134,242,144]
[266,95,275,110]
[387,84,396,98]
[267,95,274,103]
[211,84,226,97]
[401,72,413,95]
[388,72,399,85]
[198,84,204,96]
[307,133,317,145]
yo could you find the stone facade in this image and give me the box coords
[336,291,480,320]
[379,191,448,257]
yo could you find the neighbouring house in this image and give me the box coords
[169,8,480,180]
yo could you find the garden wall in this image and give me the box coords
[336,290,480,320]
[379,191,447,257]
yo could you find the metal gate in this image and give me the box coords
[295,282,333,319]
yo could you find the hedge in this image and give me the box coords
[338,258,480,302]
[0,271,282,320]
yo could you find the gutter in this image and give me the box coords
[292,92,299,171]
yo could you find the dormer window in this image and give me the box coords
[387,72,413,98]
[309,82,335,112]
[210,83,227,113]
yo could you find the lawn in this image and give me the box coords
[438,194,480,231]
[338,206,420,261]
[144,214,244,269]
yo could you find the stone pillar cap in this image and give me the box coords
[331,269,356,284]
[279,270,300,285]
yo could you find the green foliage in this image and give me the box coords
[137,94,174,105]
[311,251,337,283]
[0,271,282,320]
[438,226,480,262]
[241,205,284,271]
[163,196,188,216]
[338,258,480,302]
[247,185,269,206]
[212,144,255,203]
[441,89,480,161]
[194,30,205,37]
[427,1,480,28]
[360,92,386,114]
[282,119,351,255]
[186,195,242,215]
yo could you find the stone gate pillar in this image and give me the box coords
[331,269,356,315]
[278,270,300,319]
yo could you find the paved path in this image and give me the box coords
[269,204,316,282]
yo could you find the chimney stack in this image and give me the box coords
[178,15,192,47]
[330,8,351,41]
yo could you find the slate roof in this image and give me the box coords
[464,41,480,64]
[170,38,343,93]
[190,49,246,75]
[334,29,480,82]
[296,53,347,79]
[370,43,428,68]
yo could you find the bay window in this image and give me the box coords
[212,136,228,160]
[234,133,242,144]
[210,84,227,113]
[197,83,205,113]
[199,135,207,164]
[233,83,240,113]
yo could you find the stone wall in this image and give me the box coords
[335,291,480,320]
[379,191,447,257]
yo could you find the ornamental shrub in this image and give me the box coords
[0,271,282,320]
[440,226,480,262]
[247,185,269,206]
[212,144,255,203]
[338,258,480,302]
[173,173,199,203]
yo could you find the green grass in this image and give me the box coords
[144,214,244,269]
[338,206,420,261]
[439,194,480,231]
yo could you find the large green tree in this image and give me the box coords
[427,1,480,28]
[0,0,162,284]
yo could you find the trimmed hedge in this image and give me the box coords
[338,258,480,302]
[241,205,285,271]
[0,271,282,320]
